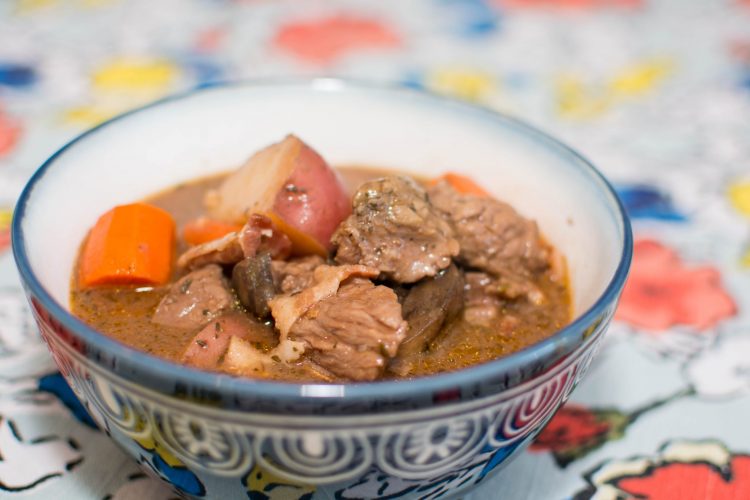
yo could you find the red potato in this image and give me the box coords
[204,135,351,254]
[181,311,276,370]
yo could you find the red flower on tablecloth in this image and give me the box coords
[273,14,400,64]
[0,106,21,157]
[530,404,629,467]
[576,440,750,499]
[496,0,642,9]
[615,239,736,331]
[194,27,226,53]
[532,388,693,467]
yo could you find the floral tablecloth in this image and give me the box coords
[1,0,749,498]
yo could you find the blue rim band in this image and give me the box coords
[11,78,633,405]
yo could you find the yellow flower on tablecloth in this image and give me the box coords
[15,0,56,13]
[728,180,750,218]
[62,58,180,127]
[79,0,116,7]
[555,58,673,119]
[610,59,673,95]
[93,58,179,93]
[426,68,495,103]
[555,75,611,118]
[62,105,119,127]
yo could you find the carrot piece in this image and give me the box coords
[265,211,328,258]
[183,217,242,246]
[79,203,175,287]
[431,172,490,197]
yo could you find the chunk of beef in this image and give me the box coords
[232,254,276,319]
[462,271,528,328]
[428,181,549,302]
[391,265,464,370]
[182,311,277,370]
[289,278,408,381]
[332,176,459,283]
[463,271,503,327]
[177,214,291,269]
[271,255,326,294]
[268,264,380,337]
[223,260,388,379]
[298,359,338,382]
[152,264,234,329]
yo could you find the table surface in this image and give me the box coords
[1,0,749,498]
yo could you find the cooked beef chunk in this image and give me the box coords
[152,264,234,329]
[271,255,326,294]
[177,214,291,269]
[332,176,459,283]
[298,359,337,382]
[232,254,276,319]
[428,181,549,302]
[397,265,464,355]
[268,264,380,337]
[462,271,532,328]
[289,278,407,381]
[463,271,504,327]
[182,311,277,370]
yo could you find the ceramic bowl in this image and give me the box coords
[12,80,631,499]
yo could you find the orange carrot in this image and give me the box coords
[431,172,490,197]
[183,217,242,246]
[265,211,328,257]
[79,203,175,287]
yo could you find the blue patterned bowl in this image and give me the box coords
[12,80,632,499]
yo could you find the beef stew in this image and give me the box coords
[71,135,570,382]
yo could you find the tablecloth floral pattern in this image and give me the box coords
[1,0,749,498]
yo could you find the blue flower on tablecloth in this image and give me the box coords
[179,56,225,87]
[437,0,501,37]
[400,71,425,90]
[37,372,97,429]
[0,63,36,88]
[614,184,687,221]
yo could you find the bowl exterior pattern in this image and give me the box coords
[26,287,616,499]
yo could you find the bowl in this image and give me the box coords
[12,79,632,499]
